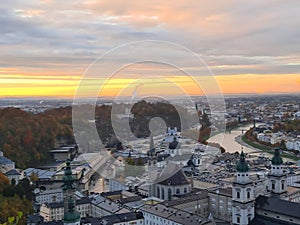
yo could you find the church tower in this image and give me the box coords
[232,151,255,225]
[268,147,287,198]
[62,160,80,225]
[147,135,159,197]
[147,135,157,168]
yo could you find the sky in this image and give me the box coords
[0,0,299,98]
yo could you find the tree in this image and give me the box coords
[29,172,38,182]
[0,173,9,192]
[2,186,14,197]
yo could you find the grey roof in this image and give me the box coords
[23,168,56,180]
[209,187,232,197]
[156,163,190,186]
[118,196,143,204]
[91,198,130,214]
[38,221,63,225]
[156,153,170,162]
[0,156,14,165]
[250,216,296,225]
[27,214,44,223]
[166,153,193,162]
[5,169,21,176]
[81,217,102,225]
[255,195,300,219]
[101,212,143,225]
[101,190,122,197]
[46,201,64,208]
[90,194,106,205]
[164,191,208,207]
[81,212,143,225]
[141,204,209,225]
[46,197,90,209]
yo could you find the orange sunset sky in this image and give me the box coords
[0,1,299,98]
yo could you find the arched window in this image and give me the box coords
[248,216,252,223]
[184,187,187,193]
[246,188,251,199]
[157,187,160,198]
[176,188,180,195]
[168,188,172,201]
[161,188,165,200]
[237,191,240,199]
[272,183,275,190]
[281,181,285,190]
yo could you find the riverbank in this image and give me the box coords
[208,124,260,154]
[240,134,300,162]
[235,135,265,152]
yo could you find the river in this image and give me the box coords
[208,124,271,157]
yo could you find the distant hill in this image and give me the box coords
[0,101,195,168]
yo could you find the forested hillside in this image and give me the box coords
[0,101,195,168]
[0,107,74,168]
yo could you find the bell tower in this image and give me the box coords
[232,151,255,225]
[268,147,287,198]
[62,160,80,225]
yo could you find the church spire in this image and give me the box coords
[236,150,249,173]
[63,159,80,225]
[232,150,254,225]
[271,147,283,166]
[268,147,287,197]
[63,160,75,190]
[149,134,155,152]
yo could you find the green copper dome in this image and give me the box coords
[271,147,283,165]
[63,159,75,191]
[64,211,80,223]
[236,151,249,172]
[63,160,80,223]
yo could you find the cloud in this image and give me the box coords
[0,0,299,96]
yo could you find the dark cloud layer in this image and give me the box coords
[0,0,299,76]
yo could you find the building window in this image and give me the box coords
[247,191,250,199]
[237,216,240,224]
[184,187,187,193]
[157,187,160,198]
[168,188,172,201]
[237,192,240,199]
[272,183,275,190]
[176,188,180,195]
[161,188,165,199]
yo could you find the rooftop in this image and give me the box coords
[164,191,208,207]
[81,212,143,225]
[156,163,191,186]
[0,155,14,165]
[5,169,21,176]
[141,204,209,225]
[256,195,300,219]
[209,187,233,197]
